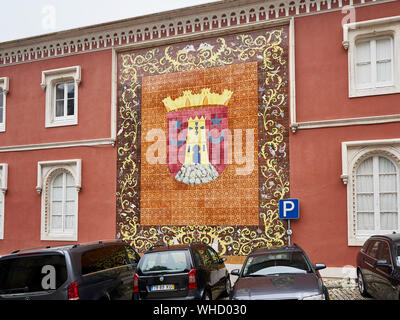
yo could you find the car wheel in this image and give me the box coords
[357,270,370,298]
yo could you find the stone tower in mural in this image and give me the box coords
[184,116,209,166]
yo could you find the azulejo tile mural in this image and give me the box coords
[116,26,290,256]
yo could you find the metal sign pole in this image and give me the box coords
[287,220,292,246]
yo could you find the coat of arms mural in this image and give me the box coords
[165,89,232,185]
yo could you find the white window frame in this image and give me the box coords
[0,77,9,132]
[37,159,81,241]
[341,139,400,246]
[343,15,400,98]
[41,66,81,128]
[0,164,8,240]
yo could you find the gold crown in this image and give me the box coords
[162,88,233,112]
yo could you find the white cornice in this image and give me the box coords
[0,0,396,67]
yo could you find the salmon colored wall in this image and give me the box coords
[0,49,112,146]
[0,146,117,255]
[295,2,400,123]
[290,1,400,267]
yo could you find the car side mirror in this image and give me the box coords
[231,269,240,276]
[219,257,227,264]
[375,260,392,269]
[314,263,326,271]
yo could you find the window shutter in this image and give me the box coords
[376,38,393,84]
[356,41,372,86]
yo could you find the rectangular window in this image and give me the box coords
[355,37,393,89]
[54,82,75,120]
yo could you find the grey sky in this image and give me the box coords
[1,0,219,43]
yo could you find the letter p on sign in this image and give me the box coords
[279,199,299,220]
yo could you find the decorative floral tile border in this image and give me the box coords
[116,26,290,256]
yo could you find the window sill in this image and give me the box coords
[41,233,77,242]
[349,85,400,98]
[45,119,78,128]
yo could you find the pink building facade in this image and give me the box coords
[0,0,399,279]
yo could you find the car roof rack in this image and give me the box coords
[10,245,65,254]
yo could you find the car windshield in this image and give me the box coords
[242,251,312,277]
[0,254,67,294]
[140,250,189,274]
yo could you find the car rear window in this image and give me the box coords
[81,245,128,275]
[396,245,400,267]
[0,253,67,294]
[242,252,312,277]
[140,250,189,274]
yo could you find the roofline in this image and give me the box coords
[0,0,248,48]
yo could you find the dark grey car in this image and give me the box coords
[230,245,329,300]
[0,240,140,300]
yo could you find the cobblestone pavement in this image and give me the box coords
[324,279,373,300]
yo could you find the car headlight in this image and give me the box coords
[302,294,325,300]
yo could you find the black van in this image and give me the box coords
[0,240,140,300]
[134,243,231,300]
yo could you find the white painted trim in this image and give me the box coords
[0,164,8,240]
[0,138,115,153]
[39,159,81,242]
[289,18,297,133]
[42,66,81,128]
[343,15,400,50]
[0,77,9,133]
[341,138,400,246]
[343,15,400,98]
[111,48,117,141]
[293,114,400,132]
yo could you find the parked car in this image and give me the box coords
[0,239,140,300]
[356,233,400,300]
[134,243,231,300]
[230,244,329,300]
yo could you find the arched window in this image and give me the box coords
[49,171,77,235]
[355,156,399,235]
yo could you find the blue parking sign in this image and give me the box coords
[279,199,299,219]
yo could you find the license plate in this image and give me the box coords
[150,284,175,291]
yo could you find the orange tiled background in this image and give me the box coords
[140,62,259,226]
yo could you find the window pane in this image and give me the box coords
[51,215,62,230]
[52,201,63,214]
[380,174,397,193]
[67,99,74,116]
[357,157,373,175]
[358,212,375,230]
[381,213,398,230]
[65,201,75,214]
[377,61,392,83]
[379,157,396,173]
[0,92,3,107]
[67,83,74,99]
[357,194,374,212]
[52,186,63,201]
[380,193,397,212]
[356,41,371,63]
[66,173,74,186]
[376,38,392,61]
[64,215,74,230]
[0,107,3,124]
[356,175,373,193]
[56,100,64,117]
[356,64,371,85]
[56,83,64,100]
[53,174,63,187]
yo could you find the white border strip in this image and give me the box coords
[0,138,115,153]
